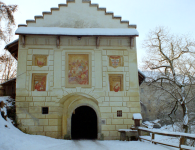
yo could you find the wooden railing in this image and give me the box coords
[138,127,195,150]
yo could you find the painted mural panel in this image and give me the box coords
[109,56,123,68]
[32,73,47,91]
[66,53,91,87]
[109,74,123,92]
[33,55,47,67]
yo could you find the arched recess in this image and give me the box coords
[71,106,97,139]
[60,93,101,139]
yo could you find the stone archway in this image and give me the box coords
[60,93,101,139]
[71,106,97,139]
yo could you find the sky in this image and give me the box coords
[4,0,195,65]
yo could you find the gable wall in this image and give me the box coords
[27,1,129,28]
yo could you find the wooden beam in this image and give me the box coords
[22,35,25,48]
[57,36,60,48]
[96,36,100,49]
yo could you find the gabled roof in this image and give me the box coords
[138,70,145,85]
[18,0,137,29]
[4,39,18,60]
[0,78,16,86]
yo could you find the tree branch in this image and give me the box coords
[151,65,171,70]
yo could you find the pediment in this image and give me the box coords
[24,0,135,29]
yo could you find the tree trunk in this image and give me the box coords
[183,124,188,133]
[181,103,189,145]
[181,103,189,133]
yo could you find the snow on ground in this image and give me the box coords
[142,120,195,148]
[0,96,11,103]
[0,115,176,150]
[142,120,180,146]
[0,96,12,116]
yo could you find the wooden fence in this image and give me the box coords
[138,127,195,150]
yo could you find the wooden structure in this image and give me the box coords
[4,39,18,60]
[138,127,195,150]
[118,113,142,141]
[0,78,16,99]
[132,113,142,129]
[118,129,138,141]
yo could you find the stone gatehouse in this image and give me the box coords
[6,0,144,140]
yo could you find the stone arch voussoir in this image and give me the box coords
[60,92,101,139]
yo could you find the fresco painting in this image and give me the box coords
[33,55,47,67]
[32,74,47,91]
[109,74,123,92]
[68,54,89,85]
[109,56,123,68]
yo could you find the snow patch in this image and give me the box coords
[0,96,12,116]
[183,114,188,125]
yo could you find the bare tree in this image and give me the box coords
[142,27,195,133]
[0,53,17,82]
[0,1,17,44]
[0,2,17,81]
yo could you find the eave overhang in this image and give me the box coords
[15,27,139,37]
[138,70,146,85]
[4,39,18,60]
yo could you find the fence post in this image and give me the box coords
[138,129,141,141]
[151,133,155,143]
[179,136,184,150]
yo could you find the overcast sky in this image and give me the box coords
[4,0,195,65]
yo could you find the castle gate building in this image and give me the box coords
[6,0,144,140]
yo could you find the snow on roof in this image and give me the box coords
[138,70,146,78]
[114,15,122,18]
[106,11,114,13]
[141,71,194,84]
[0,77,16,85]
[4,39,18,49]
[118,129,137,132]
[130,24,137,26]
[15,27,139,36]
[140,71,162,82]
[133,113,142,120]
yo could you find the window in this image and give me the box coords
[42,107,48,114]
[117,110,122,117]
[101,119,106,125]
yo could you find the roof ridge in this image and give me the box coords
[24,0,136,29]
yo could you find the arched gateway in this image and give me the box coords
[59,93,101,139]
[71,106,97,139]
